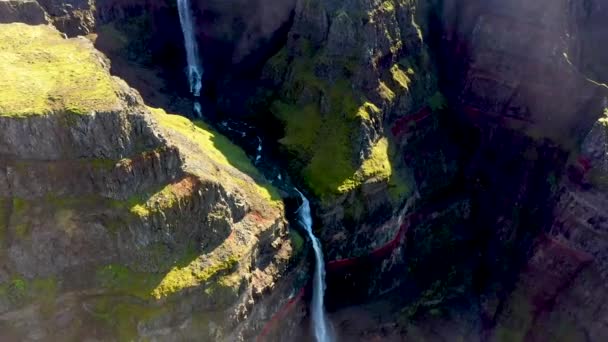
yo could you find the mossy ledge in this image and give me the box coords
[0,22,294,341]
[0,23,121,116]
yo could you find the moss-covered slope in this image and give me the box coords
[0,23,120,116]
[0,22,294,341]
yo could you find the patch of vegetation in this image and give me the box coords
[86,297,165,342]
[0,278,27,305]
[10,198,30,239]
[0,23,119,116]
[381,1,396,12]
[150,108,282,205]
[152,254,239,299]
[390,64,411,90]
[269,43,409,201]
[273,102,322,159]
[401,200,473,319]
[0,276,59,309]
[377,81,396,102]
[289,229,305,256]
[427,91,447,111]
[112,181,184,218]
[96,249,241,300]
[96,264,161,300]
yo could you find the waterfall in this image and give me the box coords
[176,0,203,116]
[255,137,262,164]
[295,189,332,342]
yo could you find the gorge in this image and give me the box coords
[1,0,608,341]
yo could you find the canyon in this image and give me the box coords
[1,0,608,341]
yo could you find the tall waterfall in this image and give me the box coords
[176,0,202,100]
[295,189,332,342]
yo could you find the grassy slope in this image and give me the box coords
[0,23,120,116]
[149,107,282,208]
[0,23,282,301]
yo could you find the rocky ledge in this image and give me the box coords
[0,23,299,341]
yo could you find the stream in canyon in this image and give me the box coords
[175,2,331,341]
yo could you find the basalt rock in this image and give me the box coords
[257,0,441,268]
[0,23,298,341]
[0,0,48,24]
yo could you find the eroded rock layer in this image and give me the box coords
[0,23,299,341]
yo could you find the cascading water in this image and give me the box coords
[295,189,332,342]
[255,137,262,164]
[176,0,203,116]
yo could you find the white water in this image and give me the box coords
[255,137,262,164]
[193,101,202,118]
[295,189,332,342]
[176,0,202,97]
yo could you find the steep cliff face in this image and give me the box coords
[0,23,298,341]
[3,0,608,340]
[490,113,608,341]
[416,0,608,339]
[257,0,444,267]
[0,0,48,25]
[430,0,607,140]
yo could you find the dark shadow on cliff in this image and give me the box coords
[91,10,193,115]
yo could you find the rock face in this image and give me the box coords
[0,0,48,24]
[417,0,608,340]
[258,0,439,265]
[2,0,608,340]
[432,0,607,140]
[192,0,296,68]
[0,23,298,341]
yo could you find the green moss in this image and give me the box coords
[96,250,241,300]
[89,158,117,171]
[378,81,396,102]
[12,198,27,215]
[10,198,30,238]
[96,264,160,300]
[357,102,381,121]
[0,23,120,116]
[265,46,290,79]
[150,108,281,205]
[114,181,183,218]
[152,254,239,299]
[390,64,411,90]
[381,1,395,12]
[87,297,164,342]
[267,40,412,201]
[289,229,305,256]
[274,102,322,158]
[427,91,447,111]
[0,276,58,308]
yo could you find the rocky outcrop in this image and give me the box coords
[0,0,48,24]
[430,0,607,141]
[0,23,298,341]
[256,0,441,265]
[489,111,608,340]
[192,0,296,68]
[415,1,608,340]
